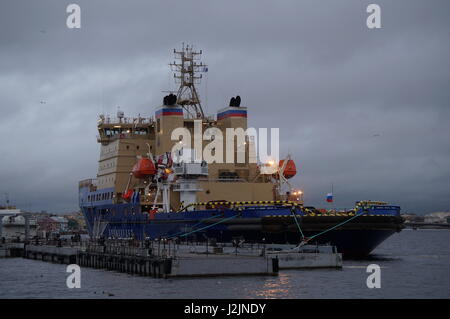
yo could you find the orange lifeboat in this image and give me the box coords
[279,159,297,179]
[132,158,156,179]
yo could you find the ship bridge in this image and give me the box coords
[97,113,155,145]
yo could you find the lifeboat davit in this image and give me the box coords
[132,158,156,179]
[123,189,133,201]
[279,159,297,179]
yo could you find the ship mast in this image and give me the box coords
[169,43,207,119]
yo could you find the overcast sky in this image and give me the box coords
[0,0,449,214]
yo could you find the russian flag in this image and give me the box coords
[326,193,333,203]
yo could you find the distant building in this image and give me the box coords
[0,215,37,240]
[37,216,69,237]
[50,216,69,231]
[1,207,38,240]
[0,207,22,216]
[414,216,425,222]
[424,212,450,224]
[401,214,416,222]
[64,212,87,231]
[401,214,424,223]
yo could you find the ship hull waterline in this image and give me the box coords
[81,205,403,258]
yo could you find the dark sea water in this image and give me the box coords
[1,229,449,299]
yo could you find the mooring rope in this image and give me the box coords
[166,214,240,239]
[165,213,225,239]
[291,209,305,240]
[168,205,367,245]
[301,210,368,244]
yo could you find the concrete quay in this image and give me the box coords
[11,240,341,278]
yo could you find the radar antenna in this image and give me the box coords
[169,43,207,119]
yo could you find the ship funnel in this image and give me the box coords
[229,95,241,107]
[163,94,177,106]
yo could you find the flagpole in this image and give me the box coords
[325,183,334,211]
[331,182,334,210]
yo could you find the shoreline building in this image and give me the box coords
[0,207,37,241]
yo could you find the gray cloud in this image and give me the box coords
[0,0,449,214]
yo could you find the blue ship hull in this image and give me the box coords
[80,201,404,257]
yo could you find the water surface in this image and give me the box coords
[1,229,449,298]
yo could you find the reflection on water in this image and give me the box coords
[255,273,292,299]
